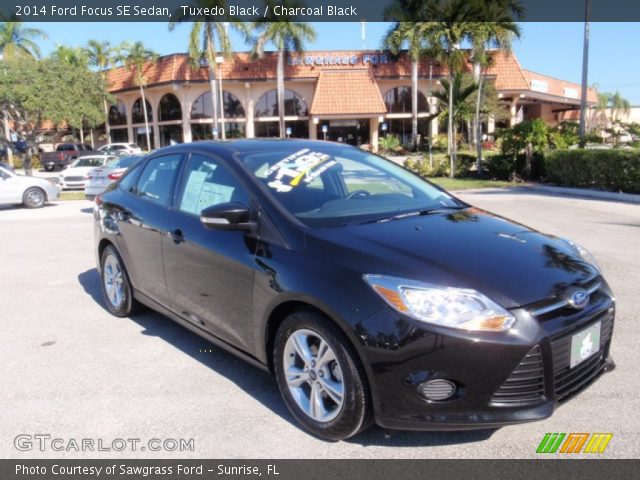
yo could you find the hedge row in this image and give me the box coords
[545,149,640,193]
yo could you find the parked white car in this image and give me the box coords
[58,155,117,190]
[97,143,142,155]
[0,164,59,208]
[84,155,144,200]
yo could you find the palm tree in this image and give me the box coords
[85,40,115,142]
[169,1,249,140]
[253,0,316,138]
[51,44,89,67]
[433,73,479,157]
[0,21,47,166]
[610,91,631,123]
[118,41,158,151]
[383,22,426,149]
[470,1,521,173]
[421,1,476,177]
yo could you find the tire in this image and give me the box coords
[274,310,372,441]
[22,187,46,209]
[99,245,143,317]
[44,165,54,172]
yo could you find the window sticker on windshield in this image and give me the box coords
[265,149,337,192]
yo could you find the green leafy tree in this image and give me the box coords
[0,21,47,167]
[117,41,158,151]
[499,119,549,178]
[253,0,316,138]
[432,73,479,151]
[0,57,108,174]
[169,1,249,140]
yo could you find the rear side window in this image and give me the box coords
[135,154,182,206]
[119,163,142,192]
[57,144,73,151]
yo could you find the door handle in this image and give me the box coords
[168,228,185,244]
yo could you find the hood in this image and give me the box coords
[61,166,95,177]
[305,208,598,309]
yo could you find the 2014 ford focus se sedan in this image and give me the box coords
[93,140,615,441]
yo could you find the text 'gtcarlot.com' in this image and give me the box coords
[14,434,194,452]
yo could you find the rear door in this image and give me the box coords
[161,152,257,351]
[112,153,184,306]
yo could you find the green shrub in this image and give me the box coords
[379,134,401,154]
[545,149,640,193]
[405,153,475,178]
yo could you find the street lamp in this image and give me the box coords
[216,55,225,140]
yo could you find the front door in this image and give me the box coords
[318,119,369,146]
[162,152,257,352]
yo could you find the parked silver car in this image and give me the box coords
[84,155,144,200]
[0,164,59,208]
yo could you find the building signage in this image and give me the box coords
[288,53,390,67]
[530,79,549,93]
[330,120,358,127]
[564,87,579,99]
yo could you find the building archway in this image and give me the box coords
[158,93,182,121]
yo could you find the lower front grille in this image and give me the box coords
[63,176,85,182]
[491,345,545,405]
[551,313,614,400]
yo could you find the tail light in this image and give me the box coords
[108,172,123,180]
[58,152,64,160]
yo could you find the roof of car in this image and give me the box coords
[155,139,356,157]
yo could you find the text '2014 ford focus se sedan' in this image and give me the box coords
[93,140,615,441]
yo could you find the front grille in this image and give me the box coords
[491,346,545,405]
[529,278,603,320]
[551,313,614,400]
[63,176,85,182]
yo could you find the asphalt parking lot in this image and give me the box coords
[0,190,638,459]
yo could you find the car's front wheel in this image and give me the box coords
[22,187,46,208]
[274,310,371,441]
[100,245,142,317]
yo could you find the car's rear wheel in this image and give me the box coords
[274,310,372,441]
[100,245,142,317]
[44,165,54,172]
[22,187,46,208]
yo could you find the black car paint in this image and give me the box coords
[94,140,614,430]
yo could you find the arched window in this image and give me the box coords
[132,98,152,124]
[191,91,245,119]
[158,93,182,121]
[254,89,308,117]
[383,86,428,114]
[108,101,127,126]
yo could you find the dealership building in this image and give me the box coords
[105,49,597,151]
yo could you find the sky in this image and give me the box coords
[28,21,640,105]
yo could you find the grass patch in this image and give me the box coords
[428,178,517,191]
[59,191,87,201]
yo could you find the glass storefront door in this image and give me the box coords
[317,119,369,146]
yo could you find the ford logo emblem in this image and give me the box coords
[567,289,589,309]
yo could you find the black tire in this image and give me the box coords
[22,187,46,208]
[99,245,144,317]
[274,310,372,441]
[44,165,54,172]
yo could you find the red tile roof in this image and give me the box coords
[106,50,596,105]
[309,69,386,116]
[522,69,598,103]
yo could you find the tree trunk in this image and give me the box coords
[207,27,219,140]
[2,109,14,167]
[103,98,111,144]
[411,59,418,149]
[140,85,151,151]
[475,70,485,175]
[80,123,85,146]
[448,68,455,178]
[277,49,285,138]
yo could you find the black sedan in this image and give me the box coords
[93,140,615,440]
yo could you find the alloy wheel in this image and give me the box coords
[103,253,125,308]
[283,329,345,423]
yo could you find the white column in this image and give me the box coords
[488,114,495,135]
[182,99,192,143]
[309,119,317,140]
[244,82,254,138]
[509,98,519,127]
[370,116,380,153]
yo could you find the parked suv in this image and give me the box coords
[93,140,615,440]
[98,143,143,156]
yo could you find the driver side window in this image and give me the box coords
[178,154,249,216]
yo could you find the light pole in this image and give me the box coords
[216,55,225,140]
[579,0,591,147]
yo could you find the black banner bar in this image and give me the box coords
[2,0,640,22]
[1,460,639,480]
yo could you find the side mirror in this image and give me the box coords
[200,202,256,233]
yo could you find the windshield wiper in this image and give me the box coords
[359,205,466,225]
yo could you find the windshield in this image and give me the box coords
[238,145,464,227]
[71,157,105,168]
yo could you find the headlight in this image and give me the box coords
[561,238,600,272]
[363,275,516,332]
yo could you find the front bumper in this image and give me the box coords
[356,280,615,431]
